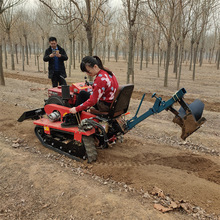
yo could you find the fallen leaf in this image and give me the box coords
[96,211,102,215]
[154,204,173,213]
[42,204,50,208]
[152,186,165,198]
[12,143,20,148]
[169,201,178,209]
[12,139,20,143]
[180,203,191,213]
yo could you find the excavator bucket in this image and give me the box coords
[172,99,206,140]
[18,108,45,122]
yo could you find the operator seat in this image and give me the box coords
[90,84,134,118]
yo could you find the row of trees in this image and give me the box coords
[0,0,26,85]
[0,0,220,88]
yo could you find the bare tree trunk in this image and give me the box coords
[37,44,40,72]
[173,42,178,77]
[208,48,212,63]
[140,38,144,70]
[37,55,40,72]
[102,39,106,64]
[217,48,220,70]
[4,38,7,69]
[64,42,68,69]
[80,40,83,61]
[10,42,15,70]
[34,42,36,66]
[157,41,160,77]
[151,42,155,64]
[132,54,134,83]
[199,36,205,67]
[24,35,29,65]
[15,44,18,64]
[210,46,215,64]
[19,38,22,59]
[22,45,25,71]
[187,49,190,61]
[189,40,194,70]
[193,42,199,80]
[108,44,110,62]
[86,26,93,56]
[136,42,139,62]
[145,48,148,68]
[78,42,80,62]
[215,51,217,63]
[29,43,31,59]
[69,38,72,77]
[8,33,15,70]
[184,50,187,63]
[123,46,127,61]
[164,40,172,87]
[42,37,46,74]
[124,0,140,84]
[127,29,134,84]
[115,44,118,62]
[0,43,5,86]
[177,40,185,89]
[73,37,76,69]
[205,51,208,60]
[164,51,166,68]
[95,44,98,56]
[160,49,163,66]
[199,47,204,67]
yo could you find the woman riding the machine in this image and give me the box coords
[70,56,119,114]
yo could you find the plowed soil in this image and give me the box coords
[0,58,219,220]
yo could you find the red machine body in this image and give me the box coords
[48,82,92,105]
[18,80,205,163]
[34,104,97,142]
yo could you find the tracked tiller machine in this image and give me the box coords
[18,81,206,162]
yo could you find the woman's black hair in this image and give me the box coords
[80,56,113,76]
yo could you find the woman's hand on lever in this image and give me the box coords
[70,107,77,114]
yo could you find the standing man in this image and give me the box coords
[43,37,68,87]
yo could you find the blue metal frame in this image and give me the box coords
[126,88,187,131]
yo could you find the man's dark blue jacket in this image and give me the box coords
[43,44,68,79]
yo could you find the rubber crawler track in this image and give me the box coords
[82,136,97,163]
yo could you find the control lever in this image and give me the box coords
[84,76,93,86]
[84,76,89,86]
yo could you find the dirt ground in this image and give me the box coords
[0,56,220,220]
